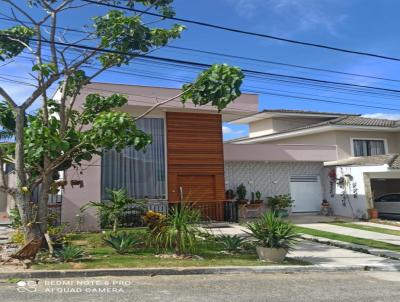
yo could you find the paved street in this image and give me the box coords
[1,272,400,302]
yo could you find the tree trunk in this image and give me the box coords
[14,108,40,240]
[38,173,50,234]
[113,218,118,233]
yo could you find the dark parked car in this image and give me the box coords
[374,193,400,219]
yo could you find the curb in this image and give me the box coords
[1,264,400,279]
[301,234,400,260]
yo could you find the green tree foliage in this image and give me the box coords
[0,26,34,61]
[182,64,244,111]
[0,0,244,244]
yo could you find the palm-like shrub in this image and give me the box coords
[81,189,146,232]
[149,205,201,255]
[268,194,294,211]
[217,234,247,252]
[103,232,142,254]
[56,245,86,262]
[246,212,299,250]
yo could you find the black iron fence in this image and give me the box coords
[106,200,239,229]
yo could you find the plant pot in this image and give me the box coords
[256,246,288,262]
[275,209,289,218]
[237,199,249,205]
[368,208,379,219]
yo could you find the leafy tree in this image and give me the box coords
[0,0,244,249]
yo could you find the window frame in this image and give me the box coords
[350,137,388,157]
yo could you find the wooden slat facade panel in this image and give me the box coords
[166,112,225,219]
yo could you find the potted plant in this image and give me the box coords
[268,194,294,217]
[368,208,379,219]
[225,189,236,200]
[236,184,248,204]
[254,191,263,204]
[246,212,299,262]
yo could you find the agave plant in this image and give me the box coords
[149,204,201,255]
[56,245,86,262]
[246,212,299,250]
[103,232,142,254]
[216,234,247,252]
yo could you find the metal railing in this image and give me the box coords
[102,200,239,229]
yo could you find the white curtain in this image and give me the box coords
[101,118,166,199]
[369,140,385,155]
[353,139,385,156]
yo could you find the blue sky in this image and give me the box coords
[1,0,400,140]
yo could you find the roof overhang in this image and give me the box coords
[232,124,400,144]
[56,82,260,122]
[230,111,348,125]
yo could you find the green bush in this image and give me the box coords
[10,229,25,244]
[9,208,21,228]
[103,232,142,254]
[48,223,71,244]
[56,245,85,262]
[216,234,247,252]
[268,194,294,211]
[149,205,201,255]
[246,212,299,250]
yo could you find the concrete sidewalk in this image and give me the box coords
[354,221,400,231]
[203,224,400,268]
[289,240,399,268]
[299,223,400,245]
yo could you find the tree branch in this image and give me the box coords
[3,0,37,25]
[134,90,189,121]
[0,87,17,107]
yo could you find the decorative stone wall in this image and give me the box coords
[224,161,324,199]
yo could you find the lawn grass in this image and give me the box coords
[295,226,400,252]
[33,228,309,270]
[329,222,400,237]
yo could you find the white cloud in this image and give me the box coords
[362,113,400,120]
[222,125,245,135]
[226,0,259,19]
[225,0,347,36]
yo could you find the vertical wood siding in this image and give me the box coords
[166,112,225,219]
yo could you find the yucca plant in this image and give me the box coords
[149,204,201,255]
[246,212,299,250]
[56,245,85,262]
[103,232,142,254]
[217,234,247,252]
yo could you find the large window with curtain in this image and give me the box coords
[101,118,166,199]
[353,139,386,157]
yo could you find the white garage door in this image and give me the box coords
[290,175,322,213]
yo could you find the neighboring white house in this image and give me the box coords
[224,109,400,218]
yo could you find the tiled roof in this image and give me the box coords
[324,154,400,169]
[332,116,398,127]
